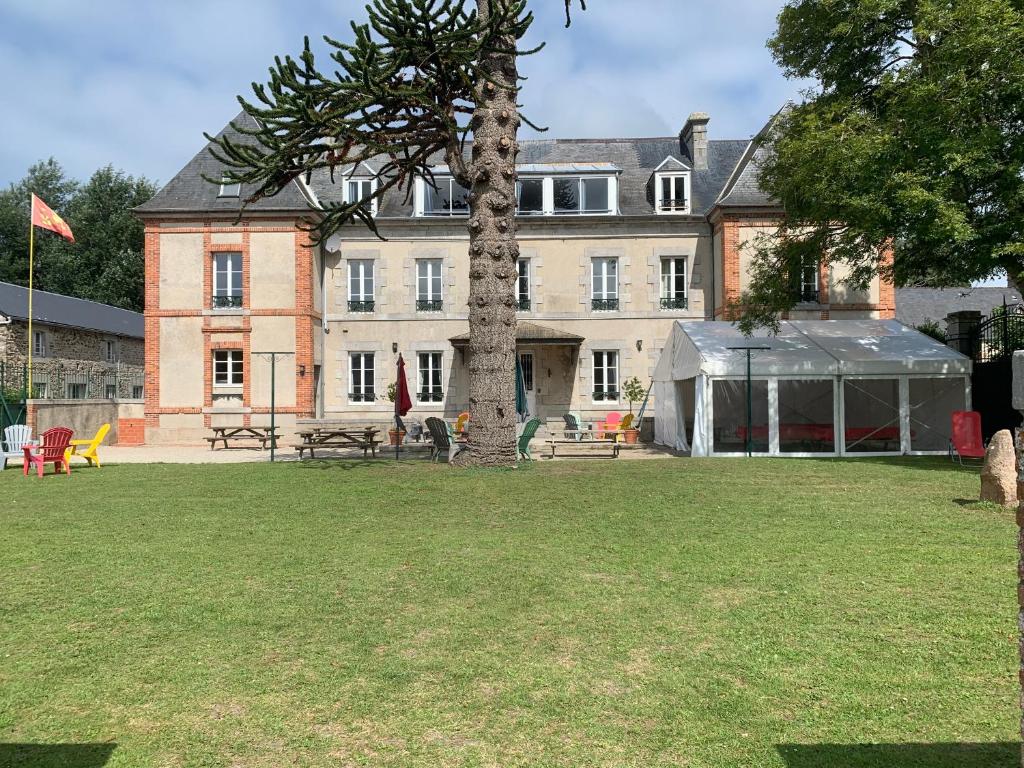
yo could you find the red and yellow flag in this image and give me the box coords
[30,193,75,242]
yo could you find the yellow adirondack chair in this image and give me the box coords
[65,423,111,468]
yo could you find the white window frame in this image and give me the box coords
[416,259,444,310]
[660,256,688,308]
[552,176,614,215]
[517,258,531,310]
[212,252,243,308]
[592,350,619,403]
[213,350,243,387]
[591,257,619,310]
[104,339,118,363]
[348,352,376,403]
[347,259,375,311]
[655,172,690,214]
[218,176,241,198]
[515,177,545,215]
[418,176,471,216]
[798,255,820,303]
[66,381,88,400]
[417,351,444,403]
[343,177,378,216]
[32,330,47,358]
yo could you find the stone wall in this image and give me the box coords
[27,399,145,445]
[0,319,144,399]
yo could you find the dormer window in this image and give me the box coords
[516,178,544,215]
[656,173,689,213]
[554,177,612,215]
[417,165,619,217]
[344,177,378,216]
[421,176,470,216]
[218,176,240,198]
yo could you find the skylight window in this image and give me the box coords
[218,176,241,198]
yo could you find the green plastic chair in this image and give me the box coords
[518,418,542,460]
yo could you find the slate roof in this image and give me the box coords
[0,281,144,338]
[142,111,755,219]
[136,111,314,215]
[896,286,1022,328]
[715,106,789,209]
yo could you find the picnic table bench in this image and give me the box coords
[206,426,279,450]
[547,429,621,458]
[294,426,382,459]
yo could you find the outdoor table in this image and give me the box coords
[295,426,382,459]
[206,425,279,450]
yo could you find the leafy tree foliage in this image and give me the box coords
[0,160,155,311]
[738,0,1024,331]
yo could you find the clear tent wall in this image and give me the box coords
[653,320,972,458]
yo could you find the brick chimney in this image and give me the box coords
[681,112,710,171]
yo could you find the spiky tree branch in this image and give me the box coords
[205,0,546,243]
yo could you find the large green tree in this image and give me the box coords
[0,161,155,311]
[738,0,1024,331]
[209,0,586,467]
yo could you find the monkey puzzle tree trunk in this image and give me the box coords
[452,0,519,467]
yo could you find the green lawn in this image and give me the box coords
[0,458,1018,767]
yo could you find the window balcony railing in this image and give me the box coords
[416,299,443,312]
[349,392,376,402]
[517,297,531,311]
[658,198,689,212]
[592,390,620,402]
[795,288,820,304]
[212,295,243,309]
[348,300,375,313]
[660,296,689,310]
[591,298,619,311]
[418,391,444,403]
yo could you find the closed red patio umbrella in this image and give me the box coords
[394,354,413,459]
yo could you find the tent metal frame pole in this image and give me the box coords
[251,351,294,463]
[727,345,770,458]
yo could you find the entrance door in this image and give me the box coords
[519,351,537,417]
[313,365,322,418]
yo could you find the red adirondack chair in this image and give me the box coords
[950,411,985,464]
[23,426,74,477]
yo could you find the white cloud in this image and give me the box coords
[0,0,801,186]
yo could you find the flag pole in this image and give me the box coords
[27,201,34,397]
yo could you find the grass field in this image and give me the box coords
[0,458,1018,767]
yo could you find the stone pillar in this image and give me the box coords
[1013,351,1024,767]
[946,310,982,356]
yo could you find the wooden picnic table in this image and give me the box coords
[547,429,622,458]
[294,426,382,459]
[206,425,279,450]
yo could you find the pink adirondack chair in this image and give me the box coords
[23,427,74,477]
[597,411,623,439]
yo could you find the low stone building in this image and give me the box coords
[0,281,144,401]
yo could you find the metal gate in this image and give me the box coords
[970,302,1024,440]
[0,361,27,436]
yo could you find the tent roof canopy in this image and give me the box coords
[654,320,971,381]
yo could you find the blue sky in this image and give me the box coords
[0,0,800,186]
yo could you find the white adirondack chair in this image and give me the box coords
[1,424,32,470]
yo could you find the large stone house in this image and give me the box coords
[136,110,895,444]
[0,281,144,400]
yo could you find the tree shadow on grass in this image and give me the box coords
[0,743,116,767]
[777,742,1017,767]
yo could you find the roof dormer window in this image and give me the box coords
[417,176,471,216]
[344,177,378,216]
[655,172,689,214]
[218,176,241,198]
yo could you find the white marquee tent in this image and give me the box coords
[653,320,972,457]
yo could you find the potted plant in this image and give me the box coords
[385,382,405,445]
[622,377,645,444]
